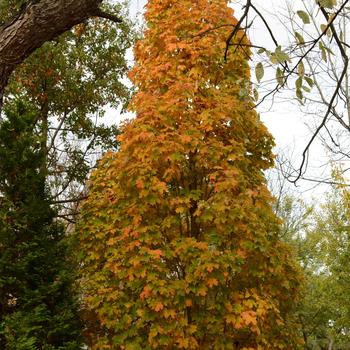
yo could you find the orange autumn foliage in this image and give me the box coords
[77,0,303,348]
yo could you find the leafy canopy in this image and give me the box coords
[77,0,303,348]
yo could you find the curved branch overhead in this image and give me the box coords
[0,0,122,105]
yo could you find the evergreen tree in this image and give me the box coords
[78,0,303,348]
[0,100,82,349]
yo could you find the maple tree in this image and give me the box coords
[77,0,303,348]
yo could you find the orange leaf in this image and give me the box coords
[206,278,219,288]
[154,301,164,312]
[185,299,193,307]
[140,285,152,300]
[241,310,258,326]
[148,249,163,258]
[136,179,144,189]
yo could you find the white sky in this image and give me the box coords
[108,0,345,200]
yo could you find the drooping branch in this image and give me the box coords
[0,0,122,109]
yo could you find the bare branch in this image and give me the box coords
[224,0,251,61]
[52,196,88,205]
[293,1,350,183]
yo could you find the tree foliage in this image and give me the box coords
[0,0,27,24]
[300,177,350,348]
[3,1,133,220]
[0,100,82,349]
[77,0,303,348]
[271,169,350,348]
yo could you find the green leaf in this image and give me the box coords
[295,32,305,45]
[298,62,305,77]
[273,46,291,63]
[270,54,278,65]
[319,42,327,62]
[276,67,284,86]
[253,88,259,101]
[305,76,314,88]
[297,10,310,24]
[255,62,264,83]
[257,48,266,54]
[320,24,331,37]
[296,88,303,100]
[318,0,337,9]
[295,76,303,89]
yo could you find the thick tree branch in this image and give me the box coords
[0,0,122,109]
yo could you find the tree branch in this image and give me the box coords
[52,196,88,205]
[0,0,124,110]
[224,0,251,61]
[293,1,349,183]
[94,8,122,23]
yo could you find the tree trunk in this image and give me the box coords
[0,0,105,107]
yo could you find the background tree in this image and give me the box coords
[269,166,350,349]
[0,100,82,349]
[3,1,134,222]
[0,0,127,105]
[77,0,303,348]
[299,174,350,349]
[0,2,134,346]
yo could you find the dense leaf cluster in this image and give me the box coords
[77,0,303,348]
[284,181,350,349]
[0,0,27,24]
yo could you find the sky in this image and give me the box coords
[108,0,345,200]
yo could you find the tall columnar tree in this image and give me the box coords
[78,0,303,348]
[0,101,82,349]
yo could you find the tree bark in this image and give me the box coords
[0,0,116,107]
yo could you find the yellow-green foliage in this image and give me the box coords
[77,0,303,348]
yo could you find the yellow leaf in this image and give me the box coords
[176,337,189,349]
[164,309,176,319]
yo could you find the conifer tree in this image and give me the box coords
[0,101,82,349]
[78,0,303,348]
